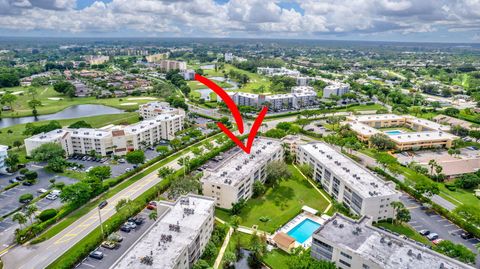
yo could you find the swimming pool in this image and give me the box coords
[287,219,321,243]
[385,130,403,135]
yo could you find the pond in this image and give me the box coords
[0,104,126,128]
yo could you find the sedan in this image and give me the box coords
[46,194,58,200]
[419,230,430,236]
[124,221,137,229]
[432,238,444,245]
[120,225,131,233]
[98,200,108,209]
[146,201,157,210]
[427,233,439,241]
[89,250,104,260]
[461,232,473,240]
[101,241,119,249]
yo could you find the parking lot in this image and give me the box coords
[400,194,480,265]
[75,209,155,269]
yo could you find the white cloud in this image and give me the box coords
[0,0,478,40]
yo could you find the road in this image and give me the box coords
[0,135,219,269]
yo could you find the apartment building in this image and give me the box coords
[291,86,317,108]
[0,145,8,174]
[85,55,110,65]
[297,143,400,220]
[139,101,186,120]
[112,194,215,269]
[25,114,184,156]
[311,213,474,269]
[159,59,187,72]
[232,92,259,107]
[296,76,315,86]
[323,83,350,98]
[181,69,196,80]
[345,114,458,150]
[257,67,300,77]
[201,138,283,208]
[265,93,294,110]
[145,53,168,63]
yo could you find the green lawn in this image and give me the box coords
[0,112,139,147]
[216,165,331,233]
[0,86,158,117]
[187,79,233,91]
[375,221,432,246]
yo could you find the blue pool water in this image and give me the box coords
[385,130,402,135]
[287,219,321,243]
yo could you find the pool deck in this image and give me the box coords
[273,212,329,249]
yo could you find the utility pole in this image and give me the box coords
[98,206,105,240]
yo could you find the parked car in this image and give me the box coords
[46,194,58,200]
[432,238,444,245]
[118,159,126,163]
[98,200,108,209]
[9,178,18,184]
[101,241,119,249]
[125,168,132,172]
[146,201,157,210]
[37,188,48,194]
[124,221,137,229]
[419,230,430,236]
[427,233,439,241]
[128,216,145,225]
[120,225,131,233]
[107,233,123,242]
[51,189,61,196]
[461,232,474,240]
[17,164,26,169]
[89,250,104,260]
[16,175,26,181]
[22,181,34,186]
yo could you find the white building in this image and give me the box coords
[139,101,186,120]
[297,143,400,220]
[181,69,195,80]
[231,92,260,107]
[112,194,215,269]
[323,83,350,98]
[25,114,184,156]
[224,52,233,62]
[296,76,315,86]
[159,60,187,72]
[311,213,474,269]
[291,86,317,108]
[201,138,283,208]
[0,145,8,174]
[265,93,294,111]
[257,67,300,77]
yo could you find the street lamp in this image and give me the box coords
[98,204,105,240]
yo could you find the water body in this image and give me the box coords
[0,104,125,128]
[196,77,239,100]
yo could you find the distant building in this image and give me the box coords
[85,55,109,65]
[323,83,350,98]
[25,113,184,156]
[158,60,187,72]
[0,145,8,174]
[257,67,300,77]
[111,194,215,269]
[139,101,186,120]
[181,69,195,81]
[311,213,474,269]
[224,52,233,62]
[72,81,92,97]
[291,86,317,108]
[201,138,283,208]
[296,76,315,86]
[297,142,400,220]
[145,53,169,63]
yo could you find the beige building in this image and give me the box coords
[158,59,187,72]
[145,53,168,63]
[139,101,186,120]
[85,55,109,65]
[345,114,458,151]
[25,114,184,156]
[298,142,400,220]
[311,213,474,269]
[112,194,215,269]
[201,138,283,208]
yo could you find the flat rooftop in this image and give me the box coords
[389,131,457,143]
[314,214,473,269]
[69,128,112,138]
[26,129,68,142]
[300,143,397,198]
[123,114,182,134]
[201,138,282,187]
[347,114,405,122]
[112,195,214,269]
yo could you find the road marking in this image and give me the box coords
[407,206,419,209]
[83,263,96,268]
[444,223,455,227]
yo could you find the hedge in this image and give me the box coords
[47,138,239,269]
[38,209,58,222]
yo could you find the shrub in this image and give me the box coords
[38,209,58,222]
[19,193,34,203]
[444,183,456,191]
[19,168,29,174]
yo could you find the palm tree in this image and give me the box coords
[229,215,241,232]
[428,159,437,176]
[149,212,158,221]
[12,212,27,229]
[25,204,38,225]
[390,201,405,224]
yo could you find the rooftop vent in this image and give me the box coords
[338,224,344,228]
[416,253,422,260]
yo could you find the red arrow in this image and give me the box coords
[194,74,268,154]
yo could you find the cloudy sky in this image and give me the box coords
[0,0,479,42]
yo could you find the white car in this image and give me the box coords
[51,189,61,196]
[46,194,58,200]
[37,188,48,194]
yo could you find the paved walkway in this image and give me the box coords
[213,227,233,269]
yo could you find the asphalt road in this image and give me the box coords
[1,134,223,269]
[400,194,480,266]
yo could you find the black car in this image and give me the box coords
[98,200,108,209]
[17,164,26,169]
[128,216,145,225]
[461,232,473,240]
[22,181,34,186]
[89,250,104,260]
[16,175,26,181]
[419,229,430,236]
[120,225,131,233]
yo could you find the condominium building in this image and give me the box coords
[224,52,233,62]
[297,143,400,220]
[323,83,350,98]
[345,114,458,150]
[85,55,109,65]
[112,194,215,269]
[231,92,259,107]
[257,67,300,77]
[265,93,295,111]
[139,101,186,120]
[145,53,169,63]
[296,76,315,86]
[0,145,8,174]
[311,213,474,269]
[291,86,317,108]
[201,138,283,208]
[25,114,184,156]
[181,69,196,80]
[159,59,187,72]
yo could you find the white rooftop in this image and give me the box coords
[123,114,182,134]
[201,138,282,186]
[300,143,397,198]
[69,128,112,138]
[26,129,67,142]
[315,214,473,269]
[348,114,405,122]
[389,131,458,143]
[112,195,215,269]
